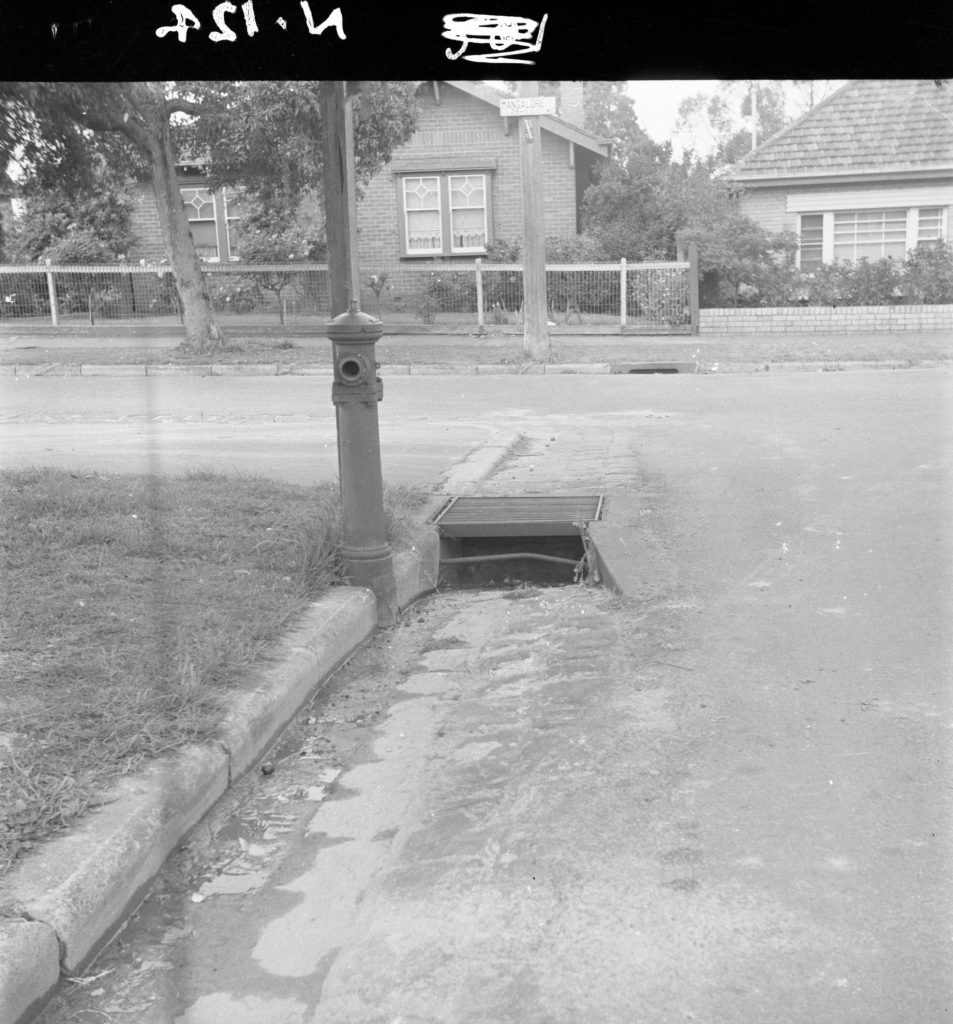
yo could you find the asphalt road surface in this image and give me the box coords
[15,366,953,1022]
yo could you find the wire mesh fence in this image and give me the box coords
[362,258,694,329]
[0,258,694,330]
[0,263,332,327]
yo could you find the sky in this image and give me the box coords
[626,80,721,156]
[625,80,849,159]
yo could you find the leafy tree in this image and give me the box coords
[580,81,672,172]
[7,173,135,264]
[568,81,698,260]
[1,82,228,350]
[1,81,418,350]
[190,81,418,218]
[231,205,327,324]
[675,81,788,166]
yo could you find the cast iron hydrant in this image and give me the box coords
[327,301,396,624]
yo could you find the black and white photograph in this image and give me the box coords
[1,6,952,1021]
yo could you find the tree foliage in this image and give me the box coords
[1,81,419,349]
[676,214,798,305]
[577,82,751,261]
[7,171,135,263]
[189,81,418,217]
[1,82,225,349]
[675,81,788,166]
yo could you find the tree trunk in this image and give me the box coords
[148,123,224,352]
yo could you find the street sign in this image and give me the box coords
[499,96,557,117]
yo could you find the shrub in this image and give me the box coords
[693,234,953,308]
[483,239,523,315]
[629,272,690,325]
[678,215,798,307]
[484,238,522,263]
[7,180,134,265]
[209,278,262,314]
[0,273,50,319]
[231,213,320,324]
[424,270,476,314]
[903,241,953,303]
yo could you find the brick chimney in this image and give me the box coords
[559,81,585,128]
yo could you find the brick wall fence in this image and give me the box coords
[700,305,953,334]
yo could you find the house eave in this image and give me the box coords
[442,80,611,159]
[731,166,953,189]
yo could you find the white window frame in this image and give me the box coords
[402,175,444,257]
[398,172,491,258]
[832,208,909,263]
[914,206,947,247]
[787,188,951,268]
[795,206,949,269]
[447,173,489,255]
[180,184,238,262]
[222,191,241,262]
[797,213,824,271]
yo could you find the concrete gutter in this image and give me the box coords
[0,534,440,1024]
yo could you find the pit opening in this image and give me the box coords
[439,533,588,589]
[610,362,697,375]
[430,495,604,590]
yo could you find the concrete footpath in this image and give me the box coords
[0,543,445,1023]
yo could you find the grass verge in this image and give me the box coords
[2,331,950,369]
[0,466,429,873]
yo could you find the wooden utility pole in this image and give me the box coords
[518,80,550,362]
[750,81,759,152]
[319,81,362,316]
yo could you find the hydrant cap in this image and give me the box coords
[327,301,383,343]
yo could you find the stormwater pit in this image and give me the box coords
[429,495,604,589]
[610,361,698,375]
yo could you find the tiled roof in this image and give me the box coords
[731,80,953,182]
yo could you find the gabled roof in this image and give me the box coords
[442,81,612,159]
[730,80,953,185]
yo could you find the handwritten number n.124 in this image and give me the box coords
[156,2,346,41]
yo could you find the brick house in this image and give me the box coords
[728,80,953,271]
[355,81,609,270]
[126,81,609,273]
[128,160,242,264]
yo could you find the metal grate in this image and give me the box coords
[430,495,604,537]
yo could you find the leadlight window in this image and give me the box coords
[399,172,491,256]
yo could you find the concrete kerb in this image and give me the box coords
[5,359,950,379]
[0,537,441,1024]
[439,432,525,495]
[0,920,60,1024]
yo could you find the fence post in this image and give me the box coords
[45,259,59,327]
[688,242,700,335]
[619,258,627,328]
[475,257,484,328]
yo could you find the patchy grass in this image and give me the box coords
[0,467,429,873]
